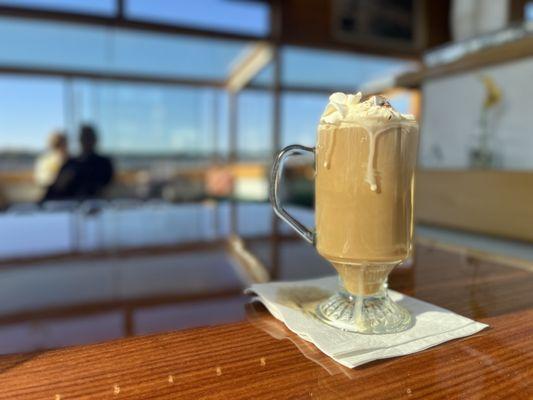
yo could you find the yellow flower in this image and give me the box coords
[480,75,502,109]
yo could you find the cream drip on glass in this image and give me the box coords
[319,92,416,192]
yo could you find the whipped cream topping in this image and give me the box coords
[319,92,417,192]
[320,92,415,126]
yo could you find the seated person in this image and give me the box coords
[34,131,69,191]
[44,125,113,201]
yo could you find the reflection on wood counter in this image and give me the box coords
[0,245,531,399]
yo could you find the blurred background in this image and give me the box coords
[0,0,532,354]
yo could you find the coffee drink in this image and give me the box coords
[270,91,419,333]
[315,93,418,295]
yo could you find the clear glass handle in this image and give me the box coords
[270,144,315,245]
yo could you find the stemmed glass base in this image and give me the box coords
[315,263,411,334]
[316,290,411,334]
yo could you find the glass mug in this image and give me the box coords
[270,117,419,334]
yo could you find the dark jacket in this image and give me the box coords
[44,153,113,201]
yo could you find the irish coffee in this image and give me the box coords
[270,92,419,333]
[315,94,418,295]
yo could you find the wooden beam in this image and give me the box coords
[393,34,533,89]
[226,42,273,93]
[247,82,349,94]
[509,0,528,22]
[276,0,421,58]
[423,35,533,81]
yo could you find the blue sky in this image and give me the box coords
[0,76,64,151]
[0,1,413,155]
[0,0,269,33]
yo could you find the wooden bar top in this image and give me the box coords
[0,245,532,399]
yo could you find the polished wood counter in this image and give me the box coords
[0,245,531,399]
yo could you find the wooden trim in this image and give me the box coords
[423,36,533,80]
[281,37,421,59]
[278,0,421,58]
[393,34,533,89]
[395,68,425,88]
[509,0,528,22]
[247,82,351,94]
[413,0,427,50]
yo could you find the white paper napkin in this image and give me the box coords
[246,276,488,368]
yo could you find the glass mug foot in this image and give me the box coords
[315,263,411,334]
[315,291,411,334]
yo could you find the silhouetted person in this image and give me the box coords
[44,125,113,201]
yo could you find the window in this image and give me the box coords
[71,81,222,166]
[525,1,533,20]
[282,46,416,89]
[112,30,249,80]
[281,93,327,148]
[237,91,273,160]
[0,17,251,81]
[0,76,64,161]
[0,77,227,203]
[126,0,269,36]
[0,0,115,15]
[0,17,109,71]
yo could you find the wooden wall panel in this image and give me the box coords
[415,169,533,242]
[423,0,451,48]
[276,0,450,56]
[278,0,419,57]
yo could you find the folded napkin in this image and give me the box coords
[246,276,488,368]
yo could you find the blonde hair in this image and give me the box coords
[48,131,67,150]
